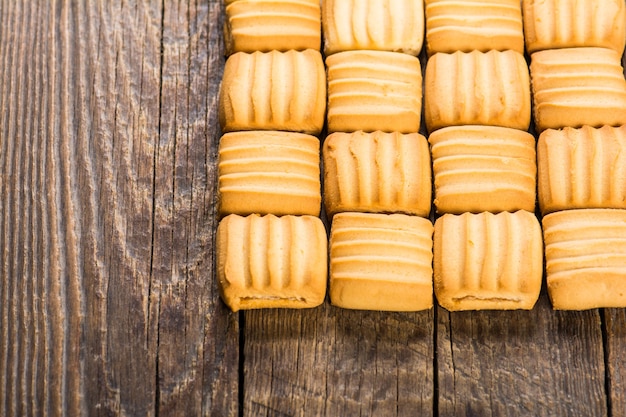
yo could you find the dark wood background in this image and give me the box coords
[1,1,625,416]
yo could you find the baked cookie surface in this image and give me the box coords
[217,214,327,312]
[219,49,326,134]
[329,212,434,311]
[424,50,531,132]
[429,125,536,214]
[434,211,543,311]
[543,209,626,310]
[323,130,431,218]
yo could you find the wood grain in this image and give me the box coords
[243,306,434,417]
[2,1,626,417]
[0,1,238,416]
[437,291,607,416]
[605,308,626,417]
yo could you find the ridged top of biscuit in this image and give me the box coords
[543,208,626,278]
[330,212,434,282]
[218,131,321,216]
[326,50,422,133]
[523,0,626,54]
[329,212,434,311]
[429,125,536,158]
[530,47,626,132]
[429,126,536,214]
[217,214,327,311]
[224,0,321,54]
[322,0,425,56]
[219,49,326,134]
[542,208,626,309]
[323,131,432,217]
[424,50,531,132]
[537,125,626,215]
[425,0,524,55]
[434,210,543,310]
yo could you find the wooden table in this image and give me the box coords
[1,1,625,416]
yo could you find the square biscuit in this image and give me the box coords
[543,209,626,310]
[322,0,424,56]
[217,214,328,312]
[329,212,434,311]
[326,50,422,134]
[219,49,326,134]
[219,131,321,217]
[323,130,432,218]
[425,0,524,56]
[434,211,543,311]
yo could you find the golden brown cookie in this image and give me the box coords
[523,0,626,54]
[217,214,327,311]
[323,130,432,218]
[326,50,422,134]
[329,212,434,311]
[530,47,626,133]
[219,49,326,134]
[424,50,531,132]
[322,0,424,56]
[537,125,626,215]
[425,0,524,55]
[218,131,321,217]
[543,209,626,310]
[434,211,543,311]
[224,0,321,54]
[429,125,536,214]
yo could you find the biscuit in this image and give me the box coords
[219,49,326,134]
[429,125,536,214]
[537,125,626,215]
[543,209,626,310]
[529,47,626,133]
[424,50,531,132]
[434,211,543,311]
[218,131,321,217]
[326,50,422,134]
[425,0,524,55]
[224,0,321,54]
[322,0,424,56]
[329,212,434,311]
[217,214,327,311]
[323,131,432,218]
[522,0,626,54]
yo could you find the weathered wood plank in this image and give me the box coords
[1,0,162,414]
[604,308,626,417]
[437,291,607,416]
[243,306,434,416]
[155,0,238,415]
[0,1,238,416]
[80,1,163,414]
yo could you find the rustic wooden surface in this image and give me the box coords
[1,1,625,416]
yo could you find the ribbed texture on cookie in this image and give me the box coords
[425,0,524,55]
[218,131,321,216]
[429,126,536,214]
[538,125,626,215]
[522,0,626,54]
[217,214,327,311]
[530,47,626,133]
[330,212,434,311]
[424,50,531,132]
[322,0,425,56]
[224,0,321,54]
[323,131,432,218]
[219,49,326,134]
[326,50,422,134]
[542,209,626,309]
[434,211,543,311]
